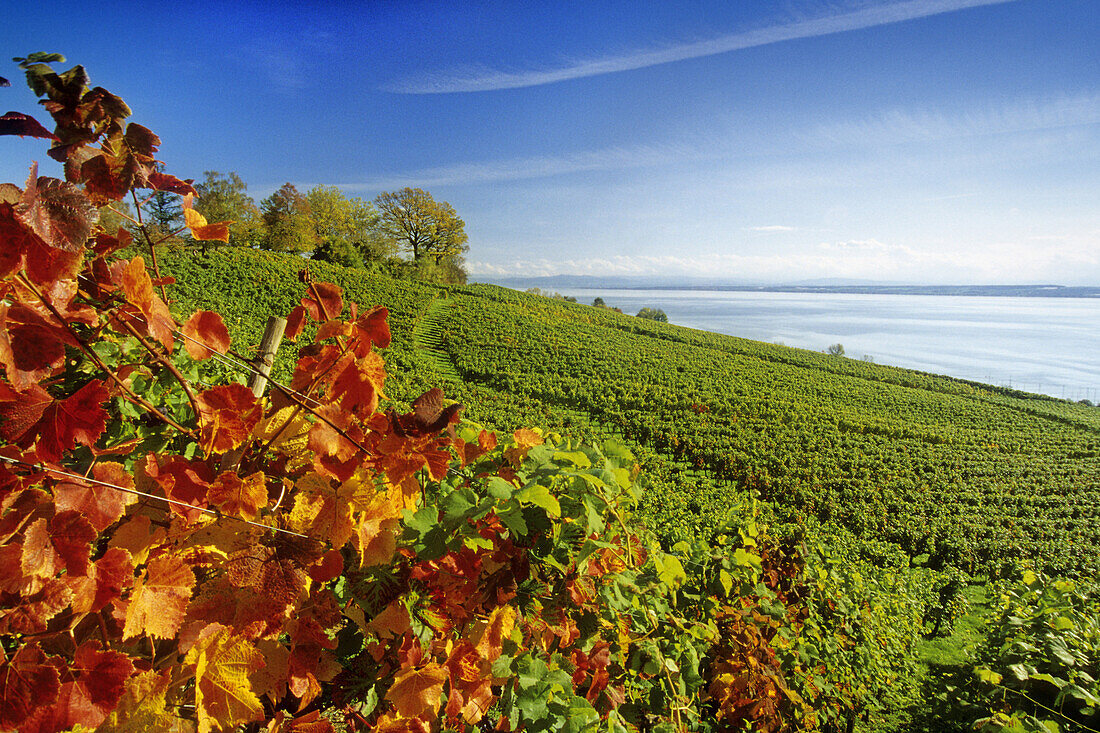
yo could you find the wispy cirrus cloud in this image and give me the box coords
[808,91,1100,147]
[386,0,1022,94]
[339,142,706,192]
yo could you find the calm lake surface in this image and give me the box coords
[551,288,1100,402]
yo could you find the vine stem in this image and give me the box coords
[129,190,169,303]
[15,272,197,437]
[115,317,203,429]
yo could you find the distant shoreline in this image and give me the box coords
[487,280,1100,298]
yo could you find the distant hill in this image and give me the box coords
[486,275,1100,297]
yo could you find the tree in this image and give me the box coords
[259,182,314,253]
[636,307,668,323]
[593,297,606,308]
[827,343,845,357]
[194,171,261,247]
[374,187,468,265]
[306,185,394,269]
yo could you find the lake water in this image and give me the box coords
[550,288,1100,402]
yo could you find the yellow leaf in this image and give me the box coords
[254,406,311,468]
[185,623,265,733]
[386,663,448,718]
[122,554,194,641]
[97,670,192,733]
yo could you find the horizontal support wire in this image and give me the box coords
[0,455,310,540]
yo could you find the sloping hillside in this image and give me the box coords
[162,249,1100,575]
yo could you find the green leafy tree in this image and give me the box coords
[259,182,314,253]
[194,171,261,247]
[636,307,668,322]
[306,185,394,269]
[374,187,468,266]
[827,343,845,357]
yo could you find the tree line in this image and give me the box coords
[142,172,470,283]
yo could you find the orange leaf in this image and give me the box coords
[54,461,136,532]
[208,471,267,520]
[284,305,308,341]
[120,257,174,349]
[196,383,261,456]
[301,282,342,322]
[182,193,231,242]
[122,554,195,640]
[386,663,448,719]
[183,310,231,360]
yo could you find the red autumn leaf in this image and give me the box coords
[147,169,196,195]
[183,310,231,360]
[330,359,378,419]
[80,150,136,202]
[308,549,344,584]
[145,456,214,521]
[207,470,267,519]
[0,643,60,731]
[394,388,462,437]
[54,461,135,532]
[29,379,109,463]
[0,382,52,444]
[0,111,58,140]
[73,640,135,711]
[301,282,342,322]
[122,553,195,640]
[69,547,134,614]
[0,203,32,279]
[14,165,97,252]
[123,122,159,158]
[47,509,97,576]
[0,303,78,389]
[24,640,137,732]
[0,544,24,593]
[120,256,174,350]
[90,227,133,257]
[284,305,308,341]
[195,383,261,456]
[354,306,391,351]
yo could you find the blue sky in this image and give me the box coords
[3,0,1098,284]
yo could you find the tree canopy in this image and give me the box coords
[374,187,468,265]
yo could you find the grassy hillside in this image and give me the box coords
[161,248,1100,577]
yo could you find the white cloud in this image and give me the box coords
[386,0,1022,94]
[808,92,1100,147]
[468,236,1100,284]
[746,225,797,232]
[339,143,705,193]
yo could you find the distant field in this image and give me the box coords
[163,249,1100,576]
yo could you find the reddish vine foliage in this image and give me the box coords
[0,55,850,733]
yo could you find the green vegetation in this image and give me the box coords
[161,242,1100,731]
[636,306,668,322]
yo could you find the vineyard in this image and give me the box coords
[1,53,1098,733]
[164,252,1100,578]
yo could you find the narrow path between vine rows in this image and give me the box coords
[413,296,462,382]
